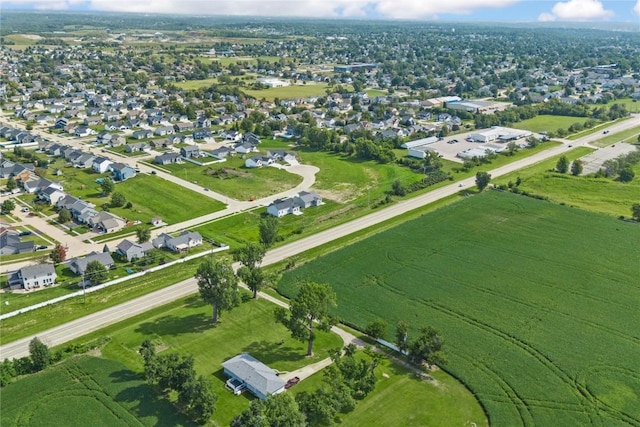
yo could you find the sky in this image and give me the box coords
[1,0,640,22]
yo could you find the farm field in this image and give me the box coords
[0,356,192,427]
[512,114,590,133]
[162,158,302,200]
[277,191,640,427]
[495,147,640,218]
[58,295,344,426]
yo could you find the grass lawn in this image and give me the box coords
[162,158,302,200]
[512,115,590,134]
[243,83,329,101]
[290,354,487,427]
[0,258,204,344]
[61,295,344,426]
[0,356,193,427]
[174,77,219,90]
[589,125,640,147]
[495,147,640,217]
[277,191,640,427]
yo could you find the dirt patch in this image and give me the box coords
[205,167,250,179]
[21,34,43,40]
[314,184,359,203]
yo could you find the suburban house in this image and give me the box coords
[154,153,182,165]
[0,228,35,255]
[266,198,301,217]
[116,239,153,261]
[8,264,57,290]
[111,163,136,181]
[174,122,194,132]
[242,132,261,146]
[152,231,203,252]
[154,125,175,136]
[245,156,274,168]
[37,186,66,205]
[125,142,148,153]
[221,130,242,141]
[68,251,115,276]
[132,130,153,140]
[92,157,113,174]
[222,353,286,400]
[267,150,296,163]
[88,211,127,233]
[234,142,258,154]
[210,146,232,160]
[294,191,323,208]
[193,129,213,141]
[180,146,201,158]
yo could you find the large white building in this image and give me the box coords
[256,78,291,88]
[468,127,531,143]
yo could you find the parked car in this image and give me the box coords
[151,170,157,175]
[36,245,48,250]
[21,207,30,213]
[19,231,32,236]
[285,376,300,389]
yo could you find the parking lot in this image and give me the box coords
[578,142,637,174]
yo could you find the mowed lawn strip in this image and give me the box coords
[277,191,640,427]
[0,356,193,427]
[511,114,590,133]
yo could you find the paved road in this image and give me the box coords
[1,115,638,359]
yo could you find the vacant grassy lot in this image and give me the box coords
[512,115,590,133]
[290,354,487,426]
[277,191,640,427]
[174,77,219,90]
[0,356,193,427]
[163,159,302,200]
[243,83,329,101]
[590,125,640,148]
[495,147,640,217]
[63,295,343,426]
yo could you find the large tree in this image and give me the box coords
[259,216,279,247]
[408,326,445,366]
[232,393,305,427]
[475,171,491,192]
[233,243,269,298]
[110,192,126,208]
[556,155,569,173]
[195,258,239,322]
[6,177,17,191]
[85,260,108,285]
[395,320,409,354]
[632,203,640,222]
[570,159,583,176]
[49,243,67,264]
[136,226,151,244]
[29,337,51,372]
[100,177,115,195]
[1,199,15,214]
[275,282,337,356]
[57,207,71,224]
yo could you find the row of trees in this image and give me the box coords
[1,338,52,387]
[139,341,216,424]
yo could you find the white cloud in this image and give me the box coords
[2,0,522,19]
[634,0,640,15]
[539,0,614,21]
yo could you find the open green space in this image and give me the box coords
[496,147,640,217]
[162,158,302,200]
[277,191,640,427]
[174,77,219,90]
[60,295,343,426]
[243,83,330,101]
[0,356,193,427]
[55,167,222,225]
[290,354,487,427]
[512,115,590,134]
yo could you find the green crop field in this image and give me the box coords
[512,115,590,133]
[277,191,640,427]
[0,356,193,427]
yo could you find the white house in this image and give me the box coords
[8,264,57,290]
[266,198,300,217]
[222,353,286,400]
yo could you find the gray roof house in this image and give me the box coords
[0,228,35,255]
[7,264,57,291]
[116,239,153,261]
[266,198,300,218]
[152,231,202,252]
[294,191,323,208]
[68,251,115,276]
[111,163,136,181]
[180,146,201,158]
[222,353,286,400]
[154,153,182,165]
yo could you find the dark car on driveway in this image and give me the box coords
[285,377,300,389]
